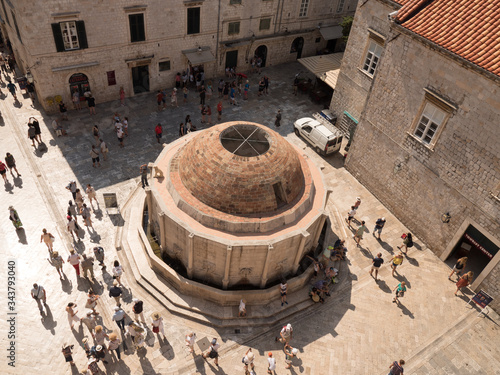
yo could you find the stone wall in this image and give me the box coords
[334,0,500,309]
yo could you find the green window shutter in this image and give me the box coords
[51,23,65,52]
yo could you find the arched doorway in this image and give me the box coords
[290,37,304,59]
[69,73,90,101]
[254,45,267,67]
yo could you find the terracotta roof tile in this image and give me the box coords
[395,0,500,76]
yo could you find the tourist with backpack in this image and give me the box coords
[397,233,413,254]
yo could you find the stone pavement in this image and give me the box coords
[1,61,499,375]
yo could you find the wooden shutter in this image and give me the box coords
[76,21,88,49]
[51,23,65,52]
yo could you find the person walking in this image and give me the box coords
[112,260,124,286]
[132,298,145,323]
[203,338,220,367]
[27,122,38,147]
[183,86,189,103]
[171,88,178,107]
[389,252,404,277]
[93,246,105,268]
[353,197,361,209]
[87,93,96,115]
[107,332,122,360]
[353,221,367,247]
[31,283,47,315]
[455,271,474,296]
[67,215,79,241]
[238,299,247,317]
[81,203,93,229]
[284,344,299,369]
[258,78,265,97]
[81,253,95,279]
[50,251,65,279]
[61,343,76,367]
[59,101,69,120]
[370,253,384,281]
[116,126,125,148]
[75,188,84,211]
[217,101,223,121]
[276,323,293,344]
[279,279,288,306]
[373,217,386,240]
[155,123,162,144]
[86,291,99,315]
[206,105,212,124]
[66,180,77,200]
[86,184,98,208]
[99,139,109,161]
[112,306,126,331]
[151,312,166,339]
[68,248,81,277]
[93,342,108,364]
[397,233,413,254]
[392,281,407,304]
[92,125,100,144]
[201,105,206,123]
[243,348,255,372]
[199,85,206,105]
[66,302,80,329]
[123,117,129,137]
[119,86,125,106]
[156,90,164,111]
[67,200,78,222]
[185,331,196,353]
[40,228,55,253]
[109,280,123,306]
[274,110,282,127]
[140,163,149,188]
[7,81,17,100]
[244,80,250,100]
[81,310,97,338]
[346,206,357,228]
[72,90,81,110]
[0,160,8,183]
[8,206,23,230]
[90,145,101,168]
[293,75,299,96]
[388,359,405,375]
[5,152,21,177]
[449,257,467,280]
[178,122,185,137]
[267,352,276,374]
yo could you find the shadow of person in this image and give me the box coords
[358,246,372,258]
[412,242,423,250]
[13,99,23,108]
[41,305,57,335]
[71,323,84,342]
[376,279,392,294]
[16,227,28,244]
[405,255,419,267]
[159,336,175,360]
[93,208,103,221]
[137,347,161,375]
[398,302,415,319]
[4,181,13,193]
[193,356,208,375]
[89,232,101,244]
[378,240,394,253]
[13,175,23,189]
[61,275,73,294]
[394,274,411,288]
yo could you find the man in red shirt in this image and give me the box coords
[156,91,164,111]
[217,101,223,121]
[155,123,162,144]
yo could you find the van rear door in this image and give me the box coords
[325,136,343,154]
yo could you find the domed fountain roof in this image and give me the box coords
[177,122,305,215]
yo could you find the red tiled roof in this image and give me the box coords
[391,0,414,5]
[395,0,500,76]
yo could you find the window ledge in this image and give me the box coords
[51,11,80,19]
[357,67,374,80]
[124,5,147,13]
[405,131,436,151]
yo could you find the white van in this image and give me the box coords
[294,115,343,155]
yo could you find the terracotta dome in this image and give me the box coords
[177,122,305,215]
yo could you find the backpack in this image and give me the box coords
[28,126,36,137]
[89,345,97,357]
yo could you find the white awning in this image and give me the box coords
[319,26,343,41]
[298,52,344,89]
[182,48,216,65]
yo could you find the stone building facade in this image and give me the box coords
[0,0,357,112]
[330,0,500,310]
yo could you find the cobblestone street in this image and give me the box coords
[1,62,499,375]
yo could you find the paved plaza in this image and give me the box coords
[1,62,499,375]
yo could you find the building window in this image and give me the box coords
[299,0,309,18]
[187,7,200,35]
[129,13,145,43]
[259,18,271,30]
[362,40,383,76]
[337,0,345,13]
[230,0,242,4]
[11,11,22,43]
[159,61,171,72]
[228,22,240,35]
[51,21,88,52]
[1,0,9,26]
[413,102,448,145]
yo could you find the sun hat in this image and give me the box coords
[152,312,160,320]
[114,306,120,311]
[96,345,102,351]
[268,352,273,357]
[133,298,139,303]
[292,348,299,355]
